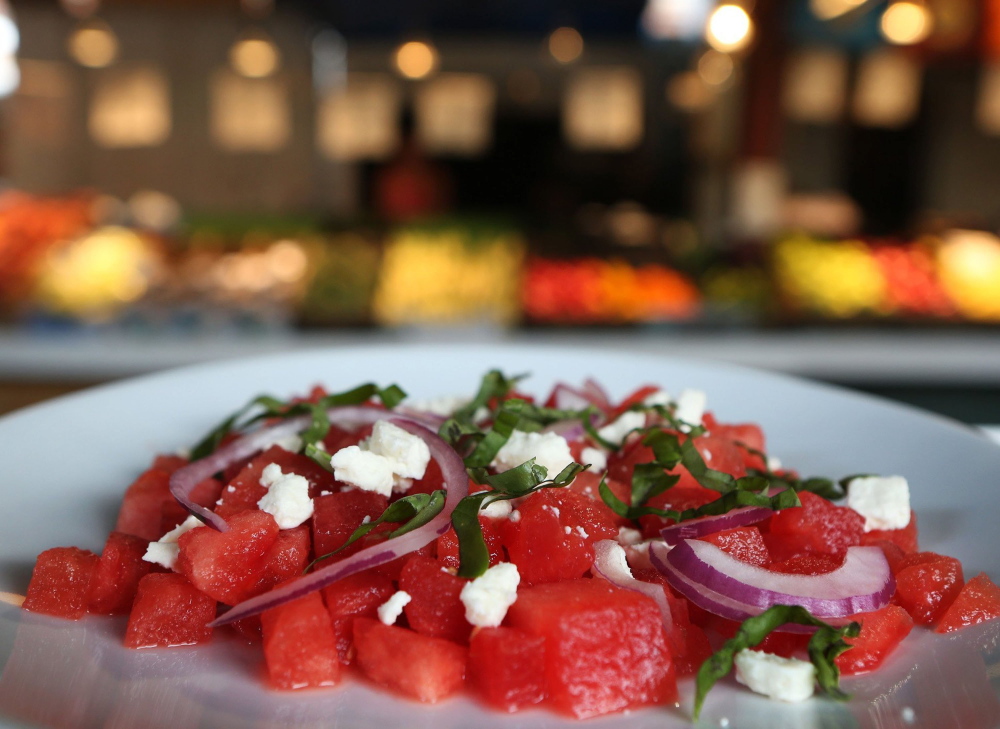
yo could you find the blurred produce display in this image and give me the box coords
[2,192,1000,330]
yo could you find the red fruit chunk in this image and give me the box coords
[115,468,173,541]
[507,578,676,719]
[836,605,913,675]
[468,626,547,712]
[861,511,918,553]
[698,526,770,567]
[501,489,616,586]
[437,517,504,570]
[87,532,151,615]
[261,590,340,689]
[402,456,445,497]
[23,547,99,619]
[894,551,965,626]
[568,471,632,527]
[125,573,215,648]
[229,616,262,642]
[353,618,467,703]
[312,490,388,559]
[151,454,188,473]
[216,446,340,519]
[766,491,864,560]
[936,573,1000,634]
[868,539,906,573]
[400,555,471,644]
[246,525,311,598]
[323,571,396,664]
[161,477,222,535]
[768,553,844,575]
[176,510,279,605]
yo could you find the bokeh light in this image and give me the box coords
[697,50,734,87]
[394,40,438,80]
[67,19,118,68]
[706,4,753,53]
[880,1,933,46]
[548,27,584,64]
[230,34,281,78]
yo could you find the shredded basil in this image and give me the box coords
[190,383,406,460]
[451,369,526,424]
[694,605,860,720]
[306,490,445,572]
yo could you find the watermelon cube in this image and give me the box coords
[261,590,340,689]
[160,477,222,535]
[245,525,311,598]
[311,490,388,559]
[124,573,215,648]
[936,573,1000,634]
[436,517,504,570]
[468,626,547,712]
[87,531,151,615]
[894,551,965,626]
[861,511,918,554]
[115,468,173,541]
[507,578,677,718]
[322,571,396,664]
[176,510,279,605]
[698,526,770,566]
[399,555,471,643]
[353,618,467,703]
[836,605,913,675]
[766,491,864,560]
[23,547,99,619]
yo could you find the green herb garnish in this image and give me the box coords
[694,605,860,719]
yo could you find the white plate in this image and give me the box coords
[1,344,1000,729]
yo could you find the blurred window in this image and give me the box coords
[415,73,496,157]
[782,48,848,124]
[852,49,922,128]
[563,67,643,151]
[210,69,289,152]
[88,64,170,148]
[316,72,401,161]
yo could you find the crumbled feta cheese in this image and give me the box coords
[257,463,314,529]
[367,420,431,483]
[142,515,204,570]
[617,527,644,546]
[404,395,470,417]
[766,456,783,472]
[330,446,395,496]
[491,430,574,479]
[361,515,372,524]
[597,410,646,446]
[581,446,607,474]
[460,562,520,628]
[734,649,816,703]
[564,525,572,535]
[544,505,561,518]
[226,485,236,493]
[509,509,521,523]
[377,590,412,625]
[674,388,707,430]
[575,526,589,539]
[271,433,303,453]
[643,389,672,407]
[480,498,513,520]
[846,475,911,532]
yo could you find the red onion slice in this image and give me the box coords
[170,406,441,532]
[582,378,612,413]
[209,419,468,626]
[550,383,593,411]
[659,506,774,546]
[653,539,893,620]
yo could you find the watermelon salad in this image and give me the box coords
[18,371,1000,721]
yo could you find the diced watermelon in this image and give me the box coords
[867,539,907,573]
[115,468,173,541]
[261,589,340,689]
[151,454,188,473]
[894,551,965,626]
[567,471,631,527]
[437,517,504,570]
[322,571,396,664]
[87,532,151,615]
[353,618,467,703]
[160,477,222,535]
[935,573,1000,634]
[229,616,263,642]
[176,510,279,604]
[860,511,918,553]
[766,491,864,560]
[468,626,547,712]
[311,490,388,559]
[507,578,676,719]
[216,445,340,519]
[698,526,770,566]
[500,489,616,586]
[245,525,311,598]
[836,605,913,675]
[399,555,471,644]
[608,433,747,490]
[125,573,215,648]
[767,553,844,575]
[23,547,99,619]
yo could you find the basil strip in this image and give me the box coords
[190,395,289,460]
[306,490,445,571]
[464,400,527,469]
[452,369,525,424]
[693,605,860,720]
[304,442,332,471]
[747,469,848,501]
[599,477,799,522]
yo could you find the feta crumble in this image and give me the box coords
[617,527,644,546]
[643,389,672,407]
[367,420,431,482]
[674,388,707,430]
[330,446,395,497]
[377,590,412,625]
[597,410,646,446]
[403,395,469,417]
[734,649,816,703]
[460,562,520,628]
[509,509,522,523]
[846,475,911,532]
[142,514,204,570]
[257,463,314,529]
[480,498,513,520]
[581,446,607,474]
[492,430,573,479]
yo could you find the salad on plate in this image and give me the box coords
[18,370,1000,722]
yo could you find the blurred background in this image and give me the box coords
[0,0,999,422]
